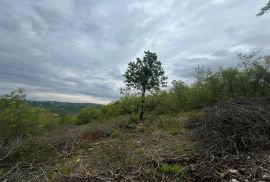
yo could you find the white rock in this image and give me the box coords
[231,179,239,182]
[228,169,239,174]
[262,174,270,180]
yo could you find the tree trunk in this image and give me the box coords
[140,89,146,121]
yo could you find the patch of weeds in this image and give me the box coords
[143,167,158,181]
[167,127,182,135]
[124,155,132,166]
[110,128,123,138]
[168,143,196,155]
[59,163,73,175]
[160,163,186,176]
[57,155,84,176]
[152,116,184,135]
[141,122,155,133]
[183,111,204,129]
[136,147,147,156]
[89,136,131,172]
[168,143,182,152]
[8,137,56,163]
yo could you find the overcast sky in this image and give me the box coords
[0,0,269,104]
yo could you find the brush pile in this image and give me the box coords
[186,98,270,181]
[198,98,270,154]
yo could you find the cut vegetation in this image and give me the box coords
[0,52,269,181]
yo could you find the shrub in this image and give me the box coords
[75,52,270,123]
[76,108,102,125]
[0,90,59,139]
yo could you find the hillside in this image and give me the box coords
[28,101,103,115]
[0,52,269,181]
[1,99,270,181]
[1,1,270,181]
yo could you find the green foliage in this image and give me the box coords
[257,0,270,16]
[123,51,167,92]
[141,114,186,135]
[165,53,270,112]
[0,89,59,139]
[76,102,122,125]
[123,51,167,120]
[149,93,169,114]
[59,114,77,124]
[76,52,269,124]
[76,108,101,125]
[117,95,140,114]
[160,163,185,175]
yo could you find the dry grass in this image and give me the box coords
[1,114,197,181]
[3,101,269,182]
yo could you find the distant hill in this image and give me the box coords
[28,101,103,115]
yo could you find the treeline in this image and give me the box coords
[0,52,269,130]
[76,52,270,124]
[28,101,102,115]
[0,93,103,139]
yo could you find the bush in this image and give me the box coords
[0,90,59,139]
[75,52,270,123]
[76,108,101,125]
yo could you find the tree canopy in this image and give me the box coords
[123,51,167,120]
[257,0,270,16]
[123,51,167,92]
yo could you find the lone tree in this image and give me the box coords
[123,51,167,120]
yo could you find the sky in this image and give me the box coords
[0,0,270,104]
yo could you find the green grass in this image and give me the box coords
[160,163,184,174]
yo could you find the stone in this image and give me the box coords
[262,174,270,180]
[229,169,239,174]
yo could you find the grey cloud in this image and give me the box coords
[171,50,241,84]
[0,0,270,103]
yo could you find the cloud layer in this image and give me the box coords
[0,0,269,103]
